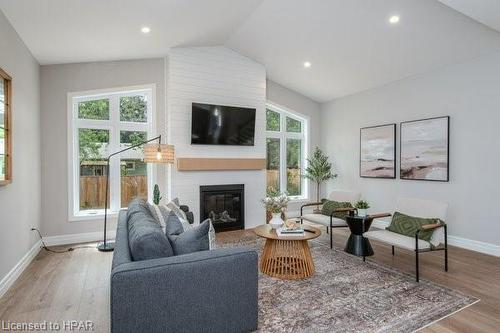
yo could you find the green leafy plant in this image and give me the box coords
[153,184,162,205]
[355,200,370,209]
[302,147,337,202]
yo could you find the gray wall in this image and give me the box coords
[266,80,321,213]
[0,11,41,282]
[320,52,500,247]
[40,59,165,237]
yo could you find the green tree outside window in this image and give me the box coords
[120,96,147,122]
[266,109,280,131]
[78,129,109,166]
[78,99,109,120]
[286,117,301,133]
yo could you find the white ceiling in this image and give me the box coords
[438,0,500,33]
[1,0,500,102]
[0,0,264,64]
[226,0,500,101]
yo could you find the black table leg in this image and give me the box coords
[344,216,375,257]
[344,234,374,256]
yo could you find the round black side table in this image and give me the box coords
[344,215,374,258]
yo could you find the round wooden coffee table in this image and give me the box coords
[254,224,321,280]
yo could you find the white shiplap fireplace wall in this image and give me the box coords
[166,46,266,228]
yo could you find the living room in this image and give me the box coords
[1,1,499,332]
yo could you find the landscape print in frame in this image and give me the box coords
[400,116,449,182]
[360,124,396,179]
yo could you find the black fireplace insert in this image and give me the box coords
[200,184,244,232]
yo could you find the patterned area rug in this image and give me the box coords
[219,236,477,333]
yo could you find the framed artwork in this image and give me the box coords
[400,116,449,182]
[360,124,396,179]
[0,67,12,185]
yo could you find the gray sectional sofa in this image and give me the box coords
[111,209,259,333]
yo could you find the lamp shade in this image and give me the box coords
[144,144,175,164]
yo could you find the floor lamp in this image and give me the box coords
[97,135,175,252]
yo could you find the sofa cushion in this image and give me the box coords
[321,200,353,220]
[127,199,174,261]
[167,219,211,255]
[386,211,440,242]
[165,211,186,235]
[166,210,217,250]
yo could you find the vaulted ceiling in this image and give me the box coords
[226,0,500,101]
[0,0,265,64]
[1,0,500,102]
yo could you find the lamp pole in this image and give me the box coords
[97,135,162,252]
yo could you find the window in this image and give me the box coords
[69,86,155,219]
[266,103,307,199]
[0,67,12,185]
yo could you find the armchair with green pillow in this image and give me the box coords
[300,190,360,249]
[364,197,448,282]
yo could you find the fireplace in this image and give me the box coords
[200,184,244,232]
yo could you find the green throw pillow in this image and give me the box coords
[321,200,353,220]
[386,212,440,242]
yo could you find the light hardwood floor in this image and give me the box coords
[1,227,499,333]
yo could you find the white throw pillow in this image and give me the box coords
[166,199,190,229]
[147,203,170,228]
[208,221,216,250]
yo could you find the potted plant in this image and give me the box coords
[262,187,289,229]
[355,200,370,217]
[153,184,162,205]
[302,147,337,212]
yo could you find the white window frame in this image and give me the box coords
[67,84,156,221]
[266,102,309,201]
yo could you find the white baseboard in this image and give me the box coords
[0,240,42,299]
[44,231,116,246]
[0,232,116,299]
[447,235,500,257]
[371,219,500,257]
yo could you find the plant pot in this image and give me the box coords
[357,209,367,217]
[269,213,284,229]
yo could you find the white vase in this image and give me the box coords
[269,213,284,229]
[357,209,367,217]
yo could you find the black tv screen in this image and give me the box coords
[191,103,256,146]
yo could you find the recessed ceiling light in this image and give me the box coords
[389,16,400,24]
[303,61,311,68]
[141,26,151,34]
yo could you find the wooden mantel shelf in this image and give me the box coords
[177,158,266,171]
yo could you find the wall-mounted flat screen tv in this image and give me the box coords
[191,102,256,146]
